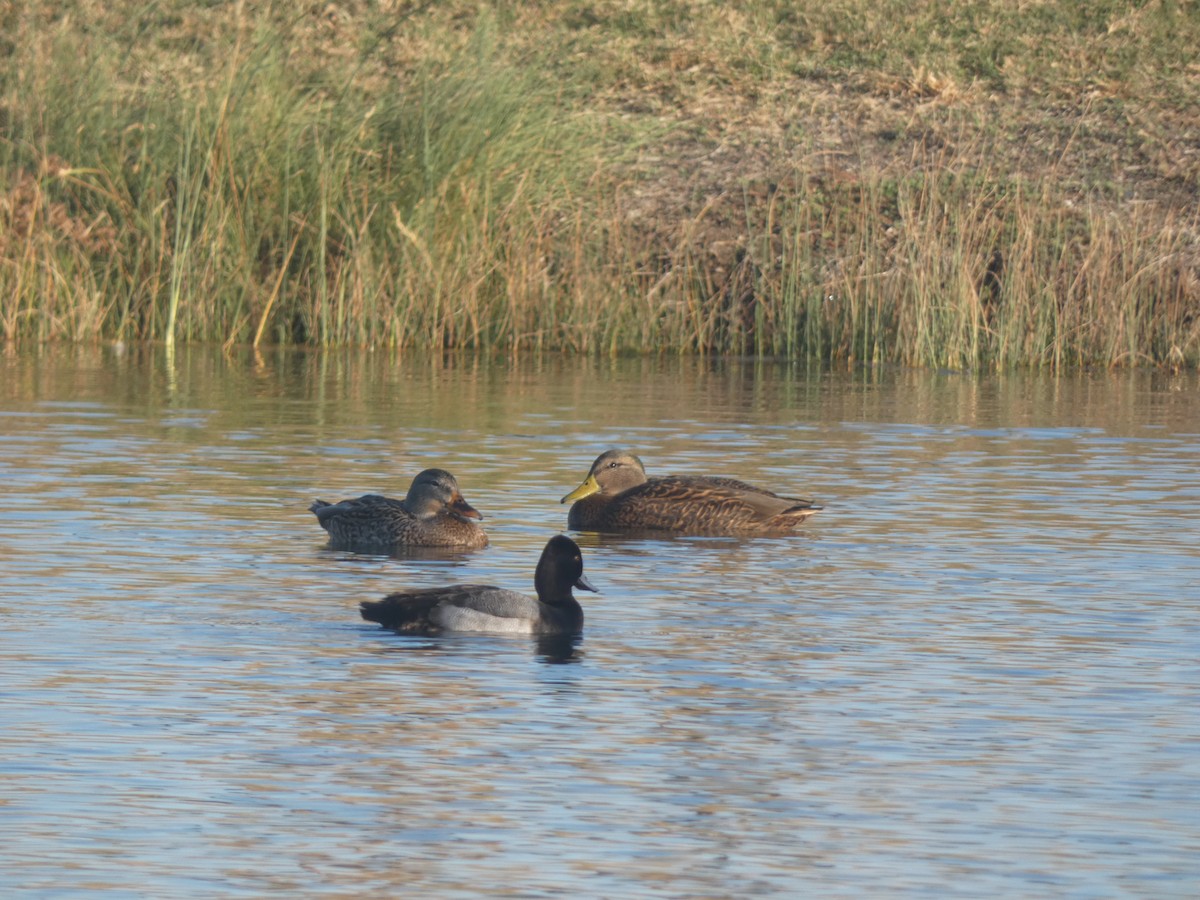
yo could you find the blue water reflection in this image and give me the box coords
[1,347,1198,897]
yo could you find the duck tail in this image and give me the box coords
[360,593,441,632]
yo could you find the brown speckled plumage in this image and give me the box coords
[562,450,820,535]
[310,468,488,551]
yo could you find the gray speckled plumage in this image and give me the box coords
[561,450,821,534]
[310,468,487,551]
[360,535,596,636]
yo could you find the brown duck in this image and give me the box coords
[561,450,821,534]
[310,468,488,551]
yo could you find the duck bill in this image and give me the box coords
[574,573,599,593]
[452,495,483,520]
[561,475,600,504]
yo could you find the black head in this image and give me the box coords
[534,534,598,603]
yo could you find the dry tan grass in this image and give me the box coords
[1,1,1197,366]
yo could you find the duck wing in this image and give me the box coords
[606,476,819,532]
[311,494,406,526]
[671,475,816,505]
[432,588,544,632]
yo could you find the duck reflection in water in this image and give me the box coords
[370,633,584,665]
[535,634,583,664]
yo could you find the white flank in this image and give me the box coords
[433,605,537,634]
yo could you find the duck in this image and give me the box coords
[310,468,488,551]
[360,535,596,636]
[561,449,821,534]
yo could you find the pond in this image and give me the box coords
[2,344,1198,897]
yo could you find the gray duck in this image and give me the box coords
[360,535,596,636]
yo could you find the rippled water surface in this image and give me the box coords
[2,346,1198,897]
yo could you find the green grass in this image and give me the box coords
[1,1,1197,367]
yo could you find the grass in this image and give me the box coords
[1,1,1197,367]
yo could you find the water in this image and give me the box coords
[2,345,1198,897]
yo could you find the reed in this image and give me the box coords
[1,1,1197,368]
[724,157,1200,369]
